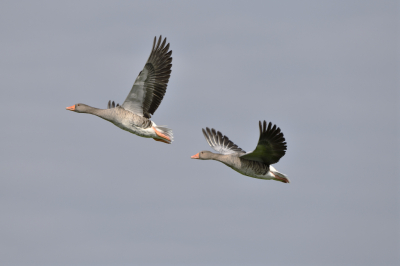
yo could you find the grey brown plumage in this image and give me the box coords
[191,120,289,183]
[66,36,174,143]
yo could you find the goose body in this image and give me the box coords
[66,36,173,144]
[191,121,289,183]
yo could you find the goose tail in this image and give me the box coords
[270,166,290,183]
[154,125,174,143]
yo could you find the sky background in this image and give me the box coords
[0,1,399,265]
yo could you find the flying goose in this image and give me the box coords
[191,121,289,183]
[66,36,173,144]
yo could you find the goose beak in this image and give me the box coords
[66,105,75,111]
[191,153,199,159]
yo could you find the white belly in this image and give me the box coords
[232,164,275,180]
[112,120,156,138]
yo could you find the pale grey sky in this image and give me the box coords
[0,1,399,265]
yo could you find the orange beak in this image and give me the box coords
[191,153,199,159]
[66,105,75,111]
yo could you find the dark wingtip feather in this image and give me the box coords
[255,120,288,163]
[152,36,156,51]
[202,128,210,140]
[155,35,162,50]
[160,37,167,50]
[141,35,173,116]
[162,43,170,54]
[217,131,223,145]
[267,121,272,132]
[202,128,207,137]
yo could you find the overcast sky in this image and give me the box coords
[0,1,399,266]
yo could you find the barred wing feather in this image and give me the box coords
[202,127,246,155]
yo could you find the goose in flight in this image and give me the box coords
[66,36,173,144]
[191,121,289,183]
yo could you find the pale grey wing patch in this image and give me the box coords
[121,68,149,116]
[202,127,246,155]
[122,36,172,118]
[240,120,287,164]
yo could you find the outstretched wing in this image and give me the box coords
[122,36,172,118]
[240,121,287,164]
[202,127,246,155]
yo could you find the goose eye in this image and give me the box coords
[77,104,80,106]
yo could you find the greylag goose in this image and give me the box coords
[191,121,289,183]
[66,36,173,144]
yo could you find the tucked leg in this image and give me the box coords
[152,126,171,143]
[153,138,170,144]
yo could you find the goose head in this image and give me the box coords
[191,151,215,160]
[66,103,92,113]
